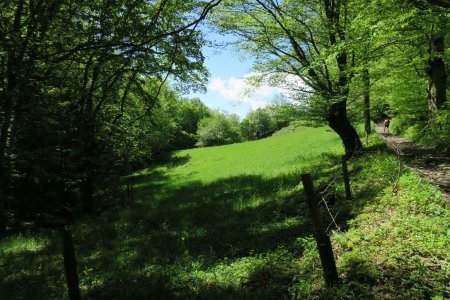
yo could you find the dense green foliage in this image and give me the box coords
[210,0,449,153]
[172,98,212,149]
[211,0,365,155]
[1,128,448,299]
[0,0,449,298]
[348,0,450,146]
[196,112,242,147]
[1,0,447,217]
[240,108,275,140]
[0,0,221,214]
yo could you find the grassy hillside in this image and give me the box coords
[137,126,342,184]
[1,126,449,299]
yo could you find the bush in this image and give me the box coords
[196,113,242,147]
[240,109,275,141]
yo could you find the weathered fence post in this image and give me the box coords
[127,180,134,202]
[122,180,134,207]
[62,227,81,300]
[341,155,352,200]
[301,174,339,287]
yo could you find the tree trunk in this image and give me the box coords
[62,228,81,300]
[327,100,362,158]
[81,175,94,214]
[80,121,96,214]
[0,91,13,226]
[362,67,371,135]
[427,34,447,113]
[79,61,99,214]
[0,0,25,228]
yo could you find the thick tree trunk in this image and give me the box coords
[427,35,447,113]
[362,68,371,135]
[323,0,362,157]
[62,228,81,300]
[327,100,362,158]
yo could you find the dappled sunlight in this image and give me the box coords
[0,235,48,254]
[2,131,449,299]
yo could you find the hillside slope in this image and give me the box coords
[1,127,449,299]
[137,126,343,185]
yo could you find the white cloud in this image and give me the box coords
[208,74,280,110]
[207,72,310,112]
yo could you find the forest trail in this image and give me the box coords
[375,123,450,201]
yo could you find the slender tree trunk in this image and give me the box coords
[80,119,96,214]
[0,91,13,221]
[427,34,447,113]
[362,67,371,135]
[0,82,17,229]
[78,60,99,214]
[0,0,25,229]
[81,174,94,214]
[0,106,12,230]
[328,100,362,158]
[80,120,96,214]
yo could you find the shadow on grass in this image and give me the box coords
[74,151,388,299]
[1,150,398,299]
[152,152,192,169]
[0,231,66,299]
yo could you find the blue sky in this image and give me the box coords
[188,31,283,119]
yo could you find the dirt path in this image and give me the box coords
[375,123,450,200]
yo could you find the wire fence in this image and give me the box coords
[309,142,404,234]
[300,141,406,281]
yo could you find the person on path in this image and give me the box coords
[383,118,390,133]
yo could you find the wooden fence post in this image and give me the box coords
[62,227,81,300]
[301,174,339,287]
[341,155,352,200]
[127,180,134,202]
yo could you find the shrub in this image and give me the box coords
[196,113,242,147]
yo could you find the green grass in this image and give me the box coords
[136,126,342,185]
[1,126,449,299]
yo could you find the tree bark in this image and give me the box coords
[362,67,371,135]
[79,60,99,214]
[0,89,13,225]
[327,100,362,158]
[80,120,96,214]
[427,34,447,113]
[62,228,81,300]
[323,0,362,157]
[81,173,94,213]
[0,0,25,227]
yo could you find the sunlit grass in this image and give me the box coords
[1,127,449,299]
[135,126,343,186]
[0,235,48,254]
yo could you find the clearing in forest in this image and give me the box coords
[1,125,449,299]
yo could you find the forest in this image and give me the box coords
[0,0,449,299]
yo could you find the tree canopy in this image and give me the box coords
[0,0,222,218]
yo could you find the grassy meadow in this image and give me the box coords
[1,126,449,299]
